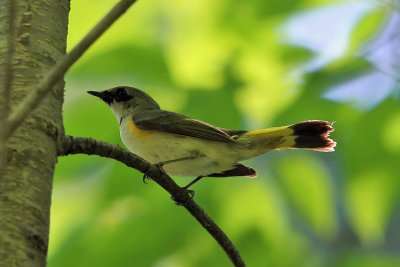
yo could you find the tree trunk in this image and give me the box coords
[0,0,69,265]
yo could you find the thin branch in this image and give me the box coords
[57,135,246,267]
[4,0,137,140]
[2,0,15,118]
[0,0,16,170]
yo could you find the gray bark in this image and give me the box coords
[0,1,69,266]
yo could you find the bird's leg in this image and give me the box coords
[142,151,203,184]
[171,176,204,205]
[142,156,196,183]
[155,155,196,167]
[182,176,204,191]
[182,176,203,199]
[142,157,193,183]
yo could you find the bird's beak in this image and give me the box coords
[87,91,112,104]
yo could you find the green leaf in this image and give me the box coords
[349,9,386,54]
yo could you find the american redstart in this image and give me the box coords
[88,86,336,189]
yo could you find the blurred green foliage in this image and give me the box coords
[49,0,400,266]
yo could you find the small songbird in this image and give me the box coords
[88,86,336,190]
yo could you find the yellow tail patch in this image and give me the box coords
[243,126,296,149]
[242,120,336,152]
[276,136,296,149]
[245,126,293,137]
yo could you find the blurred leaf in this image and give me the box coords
[337,252,400,267]
[346,167,397,245]
[280,45,315,68]
[319,56,372,89]
[276,154,338,239]
[382,113,400,154]
[348,9,386,54]
[68,44,174,89]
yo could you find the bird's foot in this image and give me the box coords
[142,161,168,184]
[171,188,195,206]
[142,174,151,184]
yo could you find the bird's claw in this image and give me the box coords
[187,190,195,199]
[155,162,165,169]
[171,189,196,206]
[142,174,151,184]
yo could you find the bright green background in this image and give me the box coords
[49,0,400,266]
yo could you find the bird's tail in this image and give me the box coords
[244,120,336,152]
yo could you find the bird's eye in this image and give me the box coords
[117,87,127,98]
[114,87,132,102]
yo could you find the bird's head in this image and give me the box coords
[88,86,160,120]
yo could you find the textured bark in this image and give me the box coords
[0,0,69,266]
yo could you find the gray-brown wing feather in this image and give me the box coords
[132,110,235,143]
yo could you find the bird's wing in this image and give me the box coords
[132,110,235,143]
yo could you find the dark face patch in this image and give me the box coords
[88,86,161,110]
[88,87,132,105]
[114,87,133,102]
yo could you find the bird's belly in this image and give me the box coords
[120,125,242,177]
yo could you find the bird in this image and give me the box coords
[88,86,336,190]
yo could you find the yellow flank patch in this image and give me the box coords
[128,119,153,139]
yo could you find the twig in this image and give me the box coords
[4,0,137,140]
[57,135,246,267]
[0,0,16,170]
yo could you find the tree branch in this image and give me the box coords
[57,135,246,267]
[2,0,15,119]
[0,0,16,170]
[4,0,137,140]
